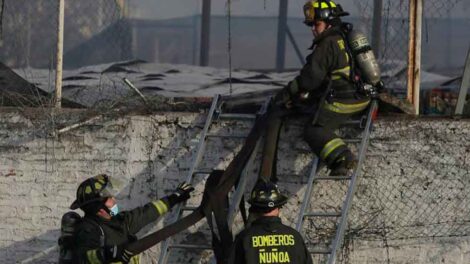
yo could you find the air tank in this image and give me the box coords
[58,211,81,264]
[348,30,381,86]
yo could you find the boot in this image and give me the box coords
[329,151,357,176]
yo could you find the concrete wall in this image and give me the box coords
[0,108,469,263]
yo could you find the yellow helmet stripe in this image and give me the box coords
[313,1,337,9]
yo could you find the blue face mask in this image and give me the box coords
[109,204,119,216]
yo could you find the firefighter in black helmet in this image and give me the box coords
[70,174,194,264]
[261,0,372,179]
[228,180,312,264]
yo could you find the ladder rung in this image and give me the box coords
[304,211,342,217]
[309,247,332,254]
[181,206,198,211]
[342,120,361,126]
[314,176,352,181]
[344,138,362,144]
[206,133,248,139]
[217,113,257,120]
[169,244,213,250]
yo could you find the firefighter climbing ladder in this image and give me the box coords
[296,99,378,264]
[158,94,269,264]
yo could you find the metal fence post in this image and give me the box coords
[54,0,65,108]
[276,0,288,72]
[200,0,211,66]
[371,0,383,58]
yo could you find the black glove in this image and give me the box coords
[104,244,135,263]
[166,182,195,207]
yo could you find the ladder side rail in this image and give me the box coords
[208,98,272,264]
[295,157,320,232]
[328,100,378,264]
[185,94,221,183]
[158,94,221,264]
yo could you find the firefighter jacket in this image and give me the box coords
[76,199,170,264]
[287,25,369,105]
[228,216,313,264]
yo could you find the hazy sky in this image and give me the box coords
[131,0,470,20]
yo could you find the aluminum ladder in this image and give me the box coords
[296,99,378,264]
[158,94,269,264]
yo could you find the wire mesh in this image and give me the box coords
[1,1,470,263]
[347,119,470,242]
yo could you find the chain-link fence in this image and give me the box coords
[342,119,470,256]
[1,0,468,113]
[0,0,125,69]
[1,1,470,263]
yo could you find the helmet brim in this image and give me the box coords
[70,196,107,210]
[336,11,350,17]
[248,194,288,209]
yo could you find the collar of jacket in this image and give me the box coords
[308,22,353,50]
[252,216,282,225]
[85,213,121,224]
[308,26,343,50]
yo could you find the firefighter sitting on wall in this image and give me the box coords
[228,180,313,264]
[261,0,378,180]
[68,174,194,264]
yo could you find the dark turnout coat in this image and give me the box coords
[228,216,313,264]
[76,199,170,264]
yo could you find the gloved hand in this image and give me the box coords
[104,244,135,263]
[174,182,194,200]
[166,182,195,207]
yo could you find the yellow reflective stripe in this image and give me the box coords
[320,138,346,160]
[152,199,169,215]
[130,254,141,264]
[331,66,350,80]
[313,1,337,9]
[324,100,370,114]
[337,39,345,50]
[86,249,102,264]
[332,66,350,75]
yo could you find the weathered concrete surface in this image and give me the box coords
[0,108,469,263]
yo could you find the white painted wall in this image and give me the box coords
[0,109,469,263]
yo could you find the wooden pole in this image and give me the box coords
[407,0,423,115]
[54,0,65,108]
[116,0,127,18]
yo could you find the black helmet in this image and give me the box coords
[303,0,349,26]
[248,181,288,209]
[70,174,118,210]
